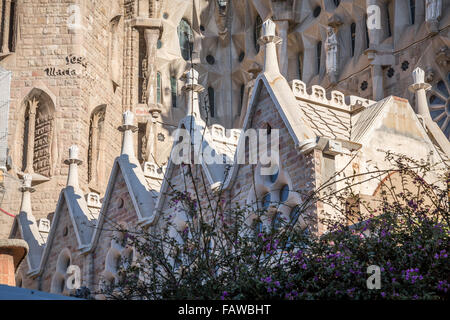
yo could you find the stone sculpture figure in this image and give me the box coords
[426,0,442,21]
[325,27,338,81]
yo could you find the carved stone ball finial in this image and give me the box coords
[262,19,276,37]
[19,173,35,193]
[64,144,82,165]
[409,67,432,93]
[412,67,425,85]
[69,145,80,161]
[123,110,135,126]
[23,174,33,189]
[186,68,199,86]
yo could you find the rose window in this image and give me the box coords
[428,73,450,140]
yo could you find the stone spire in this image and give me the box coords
[17,174,45,270]
[409,67,450,154]
[64,145,82,189]
[119,111,138,157]
[182,68,205,123]
[258,19,282,74]
[409,68,432,120]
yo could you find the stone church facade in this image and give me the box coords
[0,0,449,296]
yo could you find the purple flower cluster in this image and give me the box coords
[436,280,448,293]
[402,268,423,284]
[433,249,448,260]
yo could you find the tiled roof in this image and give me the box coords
[298,102,351,141]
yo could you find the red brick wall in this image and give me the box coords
[0,254,15,286]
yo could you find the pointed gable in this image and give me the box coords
[86,154,157,253]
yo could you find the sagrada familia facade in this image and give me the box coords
[0,0,449,296]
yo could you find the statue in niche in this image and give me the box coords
[88,107,105,184]
[426,0,442,22]
[325,27,338,82]
[426,0,442,33]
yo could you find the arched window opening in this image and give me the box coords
[316,41,322,73]
[280,184,289,202]
[385,2,392,38]
[20,90,55,177]
[350,22,356,57]
[254,15,263,53]
[156,72,162,104]
[239,84,245,116]
[409,0,415,24]
[298,52,303,80]
[88,105,106,184]
[177,19,194,61]
[108,15,121,89]
[208,87,215,118]
[364,15,370,49]
[171,76,177,108]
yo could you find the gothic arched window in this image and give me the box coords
[208,87,215,118]
[254,15,263,53]
[20,90,55,178]
[350,22,356,57]
[156,72,162,104]
[108,15,121,89]
[316,41,322,73]
[298,52,303,80]
[171,76,177,108]
[177,19,193,61]
[88,105,106,184]
[364,15,370,49]
[385,2,393,38]
[409,0,416,24]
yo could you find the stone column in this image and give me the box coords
[89,118,99,184]
[182,68,205,123]
[1,0,11,53]
[24,98,39,174]
[138,0,149,17]
[119,111,138,157]
[372,65,385,101]
[144,28,160,109]
[64,145,82,189]
[0,239,28,286]
[409,68,432,119]
[275,20,289,78]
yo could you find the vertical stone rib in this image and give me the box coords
[1,0,11,53]
[25,98,38,174]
